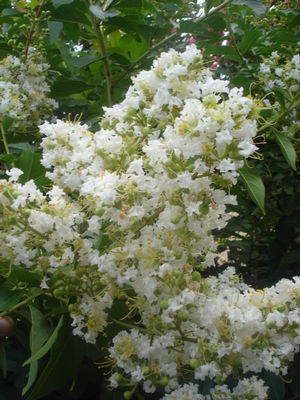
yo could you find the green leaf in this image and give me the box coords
[26,320,83,400]
[239,165,265,213]
[296,296,300,309]
[204,0,219,14]
[232,0,267,16]
[270,31,298,44]
[47,21,63,44]
[205,14,226,31]
[0,153,14,163]
[15,150,49,188]
[0,287,23,313]
[89,4,120,20]
[232,74,252,88]
[274,132,297,171]
[56,41,98,68]
[2,8,22,16]
[204,44,240,62]
[52,5,90,25]
[5,268,41,285]
[22,306,52,395]
[23,315,64,367]
[240,30,261,54]
[51,79,93,96]
[262,371,285,400]
[118,34,148,61]
[2,115,14,131]
[52,0,73,7]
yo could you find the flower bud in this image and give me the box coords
[177,310,187,321]
[159,376,169,386]
[95,207,105,217]
[22,208,31,218]
[142,366,150,375]
[123,391,133,400]
[190,358,201,369]
[115,373,124,384]
[160,300,169,310]
[192,271,201,282]
[171,215,182,224]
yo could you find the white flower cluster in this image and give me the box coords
[259,52,300,138]
[108,271,300,394]
[259,52,300,93]
[0,45,299,398]
[0,53,57,133]
[161,377,268,400]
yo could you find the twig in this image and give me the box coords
[258,96,300,133]
[0,123,10,156]
[24,0,45,63]
[93,17,113,106]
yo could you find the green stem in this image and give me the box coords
[258,97,300,133]
[92,17,113,106]
[1,123,10,155]
[133,205,165,235]
[113,0,232,86]
[111,318,149,334]
[226,8,251,70]
[0,293,41,318]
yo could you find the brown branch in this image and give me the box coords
[24,0,46,63]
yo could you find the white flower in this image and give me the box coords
[7,168,23,182]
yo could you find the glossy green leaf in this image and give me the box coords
[0,153,14,163]
[262,371,285,400]
[204,44,240,62]
[22,306,52,395]
[51,79,93,96]
[52,0,73,7]
[6,268,41,285]
[274,132,297,171]
[47,21,63,43]
[23,315,64,366]
[2,8,22,16]
[89,4,120,20]
[26,321,83,400]
[15,150,49,188]
[118,35,148,61]
[57,41,98,68]
[52,5,90,25]
[270,31,298,44]
[0,287,23,313]
[204,0,219,13]
[205,14,226,31]
[239,165,265,213]
[2,115,14,131]
[240,30,261,54]
[232,0,267,16]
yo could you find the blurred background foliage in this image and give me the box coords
[0,0,299,399]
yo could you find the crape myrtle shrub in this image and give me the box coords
[0,0,299,399]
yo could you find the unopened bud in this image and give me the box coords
[190,358,201,369]
[160,300,169,310]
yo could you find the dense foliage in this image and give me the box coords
[0,0,299,399]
